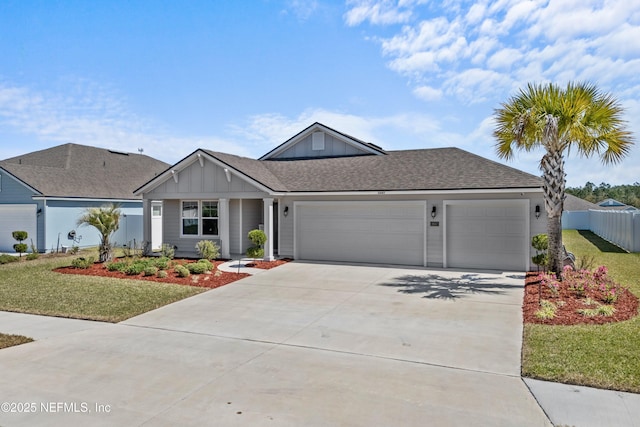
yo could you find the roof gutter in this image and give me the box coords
[278,187,543,197]
[32,196,141,203]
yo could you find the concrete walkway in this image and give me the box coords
[0,262,552,425]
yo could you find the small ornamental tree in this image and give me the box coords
[76,204,121,262]
[531,234,549,272]
[12,231,28,257]
[246,229,267,259]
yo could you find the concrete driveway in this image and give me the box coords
[0,262,550,426]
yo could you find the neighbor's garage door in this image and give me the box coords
[295,202,425,266]
[446,201,527,271]
[0,204,37,252]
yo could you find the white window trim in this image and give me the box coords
[180,200,220,238]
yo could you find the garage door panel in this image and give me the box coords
[447,202,527,271]
[296,203,424,266]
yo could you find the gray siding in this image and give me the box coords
[242,199,262,252]
[427,199,444,267]
[147,158,267,199]
[272,132,370,159]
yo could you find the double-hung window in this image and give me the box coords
[182,201,199,235]
[201,201,219,235]
[181,201,219,236]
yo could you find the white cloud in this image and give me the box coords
[413,85,443,101]
[343,0,427,26]
[282,0,319,21]
[346,0,640,111]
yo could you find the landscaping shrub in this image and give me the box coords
[12,230,28,257]
[0,254,19,264]
[187,259,213,274]
[246,229,266,258]
[27,239,39,260]
[161,244,175,259]
[174,265,190,277]
[71,257,95,269]
[143,266,158,277]
[531,234,548,271]
[106,261,128,272]
[124,262,146,276]
[196,240,220,260]
[152,256,171,270]
[157,270,168,279]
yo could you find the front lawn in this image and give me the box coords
[522,230,640,392]
[0,333,33,349]
[0,253,206,323]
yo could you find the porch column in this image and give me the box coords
[263,197,274,261]
[142,198,151,253]
[219,198,230,259]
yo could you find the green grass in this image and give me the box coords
[0,333,33,349]
[0,252,206,323]
[522,230,640,392]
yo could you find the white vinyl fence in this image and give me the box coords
[563,209,640,252]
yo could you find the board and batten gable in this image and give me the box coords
[269,131,374,160]
[144,156,268,199]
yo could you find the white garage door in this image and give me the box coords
[446,201,528,271]
[296,202,425,266]
[0,204,38,252]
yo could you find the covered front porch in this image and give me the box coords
[143,197,281,261]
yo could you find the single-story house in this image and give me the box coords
[0,143,168,253]
[135,123,547,271]
[597,198,638,211]
[562,194,601,230]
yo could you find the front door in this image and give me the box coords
[151,201,163,251]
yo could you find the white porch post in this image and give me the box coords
[142,198,151,252]
[263,197,274,261]
[219,198,230,259]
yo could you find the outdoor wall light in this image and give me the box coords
[283,206,289,217]
[431,206,437,218]
[535,205,541,219]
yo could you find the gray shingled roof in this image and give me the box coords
[202,147,542,192]
[0,143,169,199]
[564,194,600,211]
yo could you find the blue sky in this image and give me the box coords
[1,0,639,187]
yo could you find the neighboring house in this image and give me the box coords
[135,123,546,270]
[562,194,601,230]
[135,123,546,271]
[0,143,168,253]
[597,198,631,210]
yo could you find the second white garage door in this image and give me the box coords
[445,200,528,271]
[295,202,425,266]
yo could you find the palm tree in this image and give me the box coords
[77,204,122,262]
[493,82,633,275]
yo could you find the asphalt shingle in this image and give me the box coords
[0,143,169,199]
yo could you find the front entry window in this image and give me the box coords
[202,201,219,235]
[182,201,199,235]
[181,200,219,236]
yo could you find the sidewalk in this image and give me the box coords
[525,378,640,427]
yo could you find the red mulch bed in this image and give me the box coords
[523,272,639,325]
[245,258,292,269]
[55,260,250,289]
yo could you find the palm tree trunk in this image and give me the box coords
[541,150,565,275]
